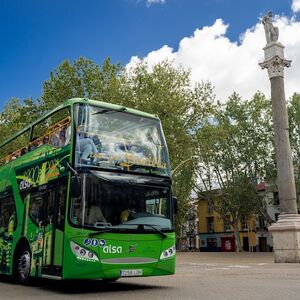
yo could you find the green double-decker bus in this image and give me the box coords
[0,98,176,284]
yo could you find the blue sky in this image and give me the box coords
[0,0,298,110]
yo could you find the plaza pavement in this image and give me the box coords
[1,252,300,300]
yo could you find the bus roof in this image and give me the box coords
[0,98,159,149]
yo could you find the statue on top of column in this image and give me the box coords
[262,11,279,44]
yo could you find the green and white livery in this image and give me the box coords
[0,98,175,284]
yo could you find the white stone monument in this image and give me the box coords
[259,11,300,263]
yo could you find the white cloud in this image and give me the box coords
[127,16,300,101]
[292,0,300,12]
[146,0,166,7]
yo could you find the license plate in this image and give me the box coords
[120,269,143,277]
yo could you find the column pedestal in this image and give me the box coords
[268,214,300,263]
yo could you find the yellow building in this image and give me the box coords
[198,197,256,252]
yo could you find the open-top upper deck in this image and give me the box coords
[0,98,169,177]
[0,98,159,150]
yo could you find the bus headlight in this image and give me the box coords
[70,241,99,262]
[160,245,176,260]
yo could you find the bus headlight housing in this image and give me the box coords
[70,241,99,262]
[160,245,176,260]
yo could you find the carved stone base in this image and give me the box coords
[259,42,291,79]
[263,42,284,60]
[268,214,300,263]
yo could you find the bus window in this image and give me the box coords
[0,195,17,231]
[29,192,45,226]
[57,182,67,231]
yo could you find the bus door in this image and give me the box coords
[41,179,67,277]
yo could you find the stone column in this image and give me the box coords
[260,20,300,262]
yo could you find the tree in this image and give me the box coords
[39,57,216,236]
[40,57,124,112]
[288,93,300,200]
[0,97,40,145]
[119,61,216,236]
[194,92,275,251]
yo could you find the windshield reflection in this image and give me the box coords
[70,173,173,232]
[74,104,170,176]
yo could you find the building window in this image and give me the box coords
[207,217,214,233]
[207,237,217,249]
[258,217,267,231]
[207,201,214,214]
[241,217,248,230]
[224,215,231,232]
[273,192,279,205]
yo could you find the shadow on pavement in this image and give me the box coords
[38,279,170,294]
[0,275,171,294]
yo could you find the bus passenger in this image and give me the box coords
[85,203,107,225]
[20,148,27,155]
[43,135,50,145]
[5,153,13,164]
[78,136,99,164]
[64,125,71,145]
[50,130,60,146]
[11,149,21,160]
[30,137,42,150]
[59,128,66,146]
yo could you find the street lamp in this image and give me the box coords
[171,155,199,176]
[180,203,198,251]
[171,155,199,251]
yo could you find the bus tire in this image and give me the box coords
[103,278,119,282]
[14,244,31,285]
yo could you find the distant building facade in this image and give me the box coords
[197,183,280,252]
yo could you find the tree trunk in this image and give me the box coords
[233,216,242,252]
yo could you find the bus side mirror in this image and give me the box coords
[173,196,178,215]
[71,175,81,198]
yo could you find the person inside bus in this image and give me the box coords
[10,149,21,160]
[20,147,27,155]
[43,135,50,145]
[78,135,100,164]
[30,137,42,150]
[64,124,71,145]
[4,155,11,164]
[50,128,60,146]
[120,198,136,223]
[85,202,107,225]
[58,126,68,146]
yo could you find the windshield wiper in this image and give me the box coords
[92,107,126,115]
[133,224,167,239]
[89,228,113,237]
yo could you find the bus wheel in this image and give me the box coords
[103,278,119,282]
[16,245,31,285]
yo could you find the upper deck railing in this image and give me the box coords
[0,116,70,166]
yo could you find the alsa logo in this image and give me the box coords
[102,245,123,254]
[19,180,32,191]
[98,240,123,254]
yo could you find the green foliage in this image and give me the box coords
[288,93,300,199]
[194,92,275,251]
[42,58,217,235]
[0,98,40,145]
[41,57,124,112]
[119,61,216,235]
[1,57,216,236]
[3,55,298,245]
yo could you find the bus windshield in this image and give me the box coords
[70,172,173,232]
[75,104,170,176]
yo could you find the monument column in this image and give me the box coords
[259,11,300,263]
